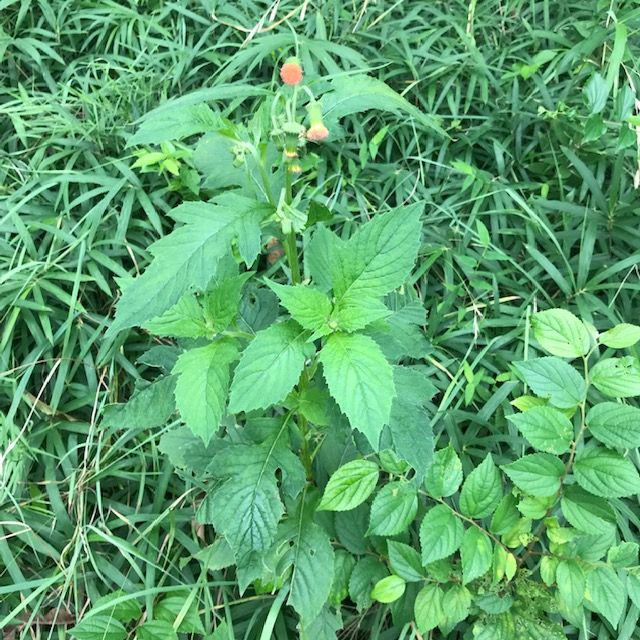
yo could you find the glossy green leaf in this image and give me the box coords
[459,454,502,518]
[573,446,640,497]
[502,453,564,496]
[586,566,625,628]
[556,559,585,609]
[318,459,379,511]
[587,401,640,449]
[367,481,417,536]
[531,309,590,358]
[267,282,332,332]
[414,584,444,632]
[370,574,406,603]
[70,617,127,640]
[425,445,463,498]
[590,357,640,398]
[136,621,178,640]
[460,527,492,584]
[599,323,640,349]
[513,357,586,408]
[419,505,463,565]
[507,406,573,454]
[387,541,425,582]
[560,485,616,535]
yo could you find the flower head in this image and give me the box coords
[306,123,329,142]
[279,57,303,86]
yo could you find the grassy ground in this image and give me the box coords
[1,0,639,638]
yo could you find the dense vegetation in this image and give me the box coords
[2,1,640,639]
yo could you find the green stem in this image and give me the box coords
[283,167,302,284]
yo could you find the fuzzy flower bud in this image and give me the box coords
[279,57,303,86]
[306,100,329,143]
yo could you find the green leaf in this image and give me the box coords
[228,321,309,413]
[144,293,208,338]
[608,542,639,568]
[590,357,640,398]
[305,224,343,293]
[298,606,342,640]
[281,502,335,622]
[420,505,464,565]
[531,309,591,358]
[322,74,444,136]
[203,428,305,563]
[172,340,238,444]
[502,453,564,497]
[331,295,391,332]
[556,559,585,609]
[459,454,502,519]
[367,481,417,536]
[587,401,640,449]
[628,572,640,609]
[583,113,607,142]
[319,332,395,448]
[583,72,609,114]
[332,204,423,300]
[267,282,332,332]
[507,406,573,454]
[108,193,270,334]
[370,575,406,603]
[136,621,178,640]
[318,459,379,511]
[203,272,252,333]
[440,584,472,633]
[573,446,640,497]
[70,617,127,640]
[599,323,640,349]
[513,358,586,408]
[387,541,425,582]
[154,591,204,634]
[88,591,141,623]
[101,376,176,430]
[586,566,625,628]
[414,584,445,632]
[460,527,492,584]
[348,557,388,612]
[560,486,616,535]
[425,445,463,498]
[490,495,520,535]
[329,550,355,605]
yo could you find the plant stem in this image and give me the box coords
[283,166,302,284]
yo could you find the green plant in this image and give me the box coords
[88,43,640,638]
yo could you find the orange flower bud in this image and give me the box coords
[307,123,329,142]
[279,57,303,86]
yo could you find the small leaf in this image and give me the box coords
[370,575,406,603]
[502,453,565,497]
[228,321,308,413]
[573,446,640,498]
[590,356,640,398]
[88,591,141,623]
[70,617,127,640]
[459,454,502,519]
[507,406,573,454]
[513,357,586,408]
[531,309,590,358]
[586,566,625,628]
[419,505,464,565]
[155,592,204,634]
[348,557,388,612]
[367,481,417,536]
[414,584,444,632]
[144,293,208,338]
[599,323,640,349]
[136,621,178,640]
[318,460,379,511]
[331,295,391,332]
[583,72,609,114]
[440,584,472,632]
[387,541,425,582]
[267,282,332,332]
[320,332,395,448]
[560,485,616,535]
[587,402,640,449]
[424,445,463,498]
[460,527,492,584]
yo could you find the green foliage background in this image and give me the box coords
[1,0,640,638]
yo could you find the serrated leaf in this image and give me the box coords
[490,494,520,535]
[367,481,417,536]
[425,445,463,498]
[144,293,208,338]
[583,72,609,114]
[136,621,178,640]
[507,406,573,454]
[586,566,625,628]
[586,401,640,449]
[560,486,616,535]
[203,272,252,333]
[556,559,585,609]
[108,193,271,334]
[387,541,425,582]
[590,356,640,398]
[229,321,309,413]
[322,74,444,136]
[414,583,444,632]
[318,459,379,511]
[348,557,388,612]
[172,340,238,443]
[319,332,395,448]
[331,295,391,332]
[281,502,335,622]
[531,309,591,358]
[460,527,492,584]
[502,453,564,497]
[298,606,342,640]
[267,282,333,332]
[608,542,639,568]
[88,591,141,624]
[203,427,305,563]
[158,426,218,474]
[573,446,640,497]
[370,575,406,603]
[331,204,423,300]
[155,592,204,634]
[599,323,640,348]
[440,584,472,633]
[305,225,343,292]
[459,454,502,519]
[329,550,355,605]
[513,358,586,408]
[70,617,127,640]
[420,505,464,565]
